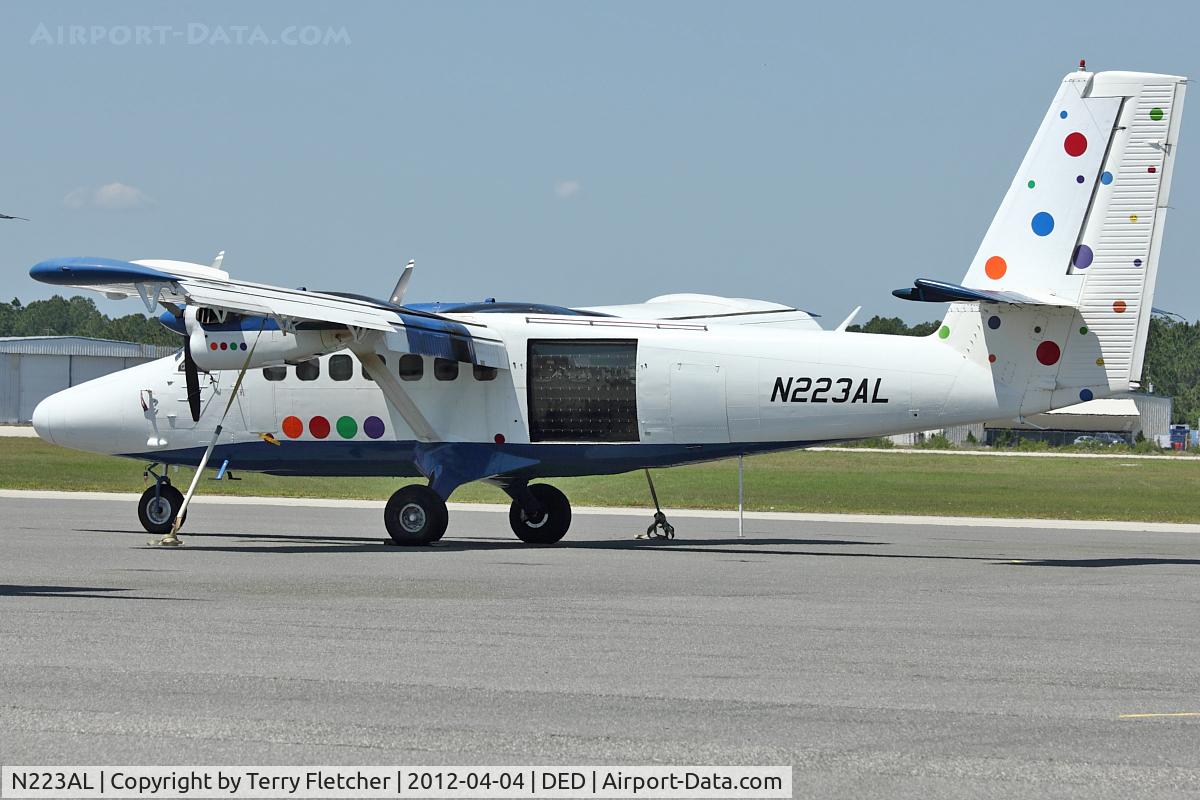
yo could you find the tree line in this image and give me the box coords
[3,297,1197,423]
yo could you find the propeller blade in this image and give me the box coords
[183,345,201,423]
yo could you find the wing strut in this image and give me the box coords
[352,347,438,442]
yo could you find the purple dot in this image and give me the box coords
[988,315,1001,330]
[1072,244,1094,269]
[1133,258,1143,267]
[363,415,385,439]
[1076,175,1085,183]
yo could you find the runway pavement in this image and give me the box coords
[2,493,1200,798]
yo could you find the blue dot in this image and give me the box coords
[988,315,1001,330]
[1100,171,1113,185]
[1079,388,1094,402]
[1076,175,1085,184]
[1060,110,1068,119]
[1133,258,1143,267]
[1031,212,1055,236]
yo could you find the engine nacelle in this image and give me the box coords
[185,307,348,371]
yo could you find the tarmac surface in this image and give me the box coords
[2,492,1200,798]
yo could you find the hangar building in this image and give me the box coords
[0,336,177,424]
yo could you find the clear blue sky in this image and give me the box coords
[2,0,1197,323]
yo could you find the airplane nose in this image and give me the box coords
[31,395,56,444]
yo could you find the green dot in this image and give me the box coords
[1079,326,1088,335]
[938,325,950,339]
[1150,107,1164,121]
[1027,179,1035,189]
[336,416,358,439]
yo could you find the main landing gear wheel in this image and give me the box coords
[138,484,186,535]
[384,484,448,546]
[509,484,571,545]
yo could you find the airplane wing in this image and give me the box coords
[29,256,509,367]
[892,278,1068,307]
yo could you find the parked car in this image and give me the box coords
[1073,433,1125,446]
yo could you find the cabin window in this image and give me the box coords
[329,354,353,381]
[262,366,286,381]
[296,358,320,381]
[527,339,638,442]
[361,356,385,381]
[434,358,459,381]
[473,364,498,382]
[398,354,423,381]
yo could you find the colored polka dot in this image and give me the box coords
[985,255,1007,280]
[335,415,357,439]
[1031,212,1055,236]
[1079,388,1094,402]
[1148,166,1157,174]
[1133,258,1143,267]
[209,342,218,350]
[988,354,997,364]
[1079,326,1088,335]
[1150,107,1164,121]
[1036,341,1061,366]
[1096,358,1105,366]
[1100,171,1113,185]
[988,315,1002,330]
[240,342,248,350]
[1130,214,1138,223]
[938,325,950,339]
[281,416,303,439]
[1076,175,1086,184]
[494,433,506,444]
[1113,300,1127,313]
[309,415,330,439]
[1064,132,1087,157]
[363,415,385,439]
[1060,110,1068,119]
[219,342,228,350]
[1027,179,1036,189]
[1072,244,1094,269]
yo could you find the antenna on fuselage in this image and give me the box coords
[390,259,415,305]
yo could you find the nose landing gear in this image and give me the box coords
[138,465,186,536]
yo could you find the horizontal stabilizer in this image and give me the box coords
[893,278,1061,306]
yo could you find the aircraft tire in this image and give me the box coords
[509,484,571,544]
[384,484,448,546]
[138,484,186,535]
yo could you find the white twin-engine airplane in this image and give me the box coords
[29,67,1187,546]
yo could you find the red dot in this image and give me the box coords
[988,354,997,363]
[1036,341,1061,366]
[1148,166,1157,173]
[220,342,228,350]
[281,416,303,439]
[308,416,330,439]
[209,342,218,350]
[1064,132,1087,157]
[494,433,506,444]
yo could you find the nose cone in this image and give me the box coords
[31,395,57,444]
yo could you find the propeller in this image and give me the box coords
[183,343,202,422]
[159,305,203,422]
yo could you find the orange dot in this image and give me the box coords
[1113,300,1127,313]
[281,415,303,438]
[985,256,1007,280]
